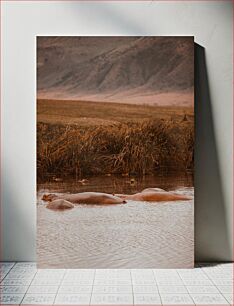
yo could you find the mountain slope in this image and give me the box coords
[37,36,194,105]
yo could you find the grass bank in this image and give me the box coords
[37,118,193,181]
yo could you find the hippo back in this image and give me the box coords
[141,188,166,193]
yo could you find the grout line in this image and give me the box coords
[0,262,17,283]
[0,262,17,306]
[0,263,233,306]
[19,264,38,305]
[176,267,196,305]
[90,268,96,306]
[52,269,66,305]
[201,264,232,305]
[129,269,134,306]
[152,269,163,305]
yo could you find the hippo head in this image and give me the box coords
[42,193,57,202]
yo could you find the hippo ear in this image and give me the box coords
[123,200,127,204]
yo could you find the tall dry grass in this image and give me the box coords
[37,119,194,181]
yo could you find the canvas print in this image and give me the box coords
[37,36,194,268]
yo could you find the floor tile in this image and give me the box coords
[34,273,64,279]
[66,269,94,274]
[36,272,64,277]
[14,262,36,268]
[6,266,35,272]
[54,294,91,305]
[154,269,178,275]
[31,278,62,286]
[131,271,154,277]
[21,293,56,305]
[155,274,181,280]
[181,279,213,285]
[217,285,233,293]
[35,273,64,279]
[208,276,233,282]
[183,270,207,274]
[97,270,130,276]
[133,285,158,294]
[0,262,15,268]
[132,278,156,285]
[0,285,28,294]
[179,274,209,280]
[94,279,132,285]
[223,293,233,304]
[186,285,219,293]
[63,274,93,280]
[177,271,205,276]
[37,269,65,274]
[211,279,233,285]
[108,269,130,272]
[63,275,94,282]
[156,279,184,285]
[0,294,24,305]
[65,271,94,277]
[161,294,194,305]
[0,267,13,274]
[91,294,133,305]
[92,285,132,294]
[133,294,161,305]
[0,261,233,306]
[4,273,35,280]
[58,285,92,294]
[190,293,229,305]
[0,272,9,280]
[5,274,36,281]
[131,275,155,280]
[158,285,187,294]
[95,274,131,281]
[131,269,153,273]
[180,275,209,280]
[27,285,59,294]
[0,279,32,286]
[62,278,94,285]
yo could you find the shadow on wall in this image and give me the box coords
[68,2,149,34]
[195,44,231,262]
[2,167,36,261]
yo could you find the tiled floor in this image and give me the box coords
[0,262,233,305]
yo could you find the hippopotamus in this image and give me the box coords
[115,190,192,202]
[42,192,126,205]
[46,199,74,210]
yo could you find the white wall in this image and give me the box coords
[1,1,233,262]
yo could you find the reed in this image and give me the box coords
[37,118,193,181]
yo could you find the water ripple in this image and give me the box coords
[37,185,194,268]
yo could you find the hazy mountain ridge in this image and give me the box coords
[37,37,194,105]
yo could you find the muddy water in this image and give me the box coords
[37,174,194,268]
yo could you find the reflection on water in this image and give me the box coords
[37,173,194,268]
[37,172,193,195]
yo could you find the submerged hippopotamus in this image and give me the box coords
[42,192,126,205]
[46,199,74,210]
[115,188,191,202]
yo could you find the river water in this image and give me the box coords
[37,173,194,268]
